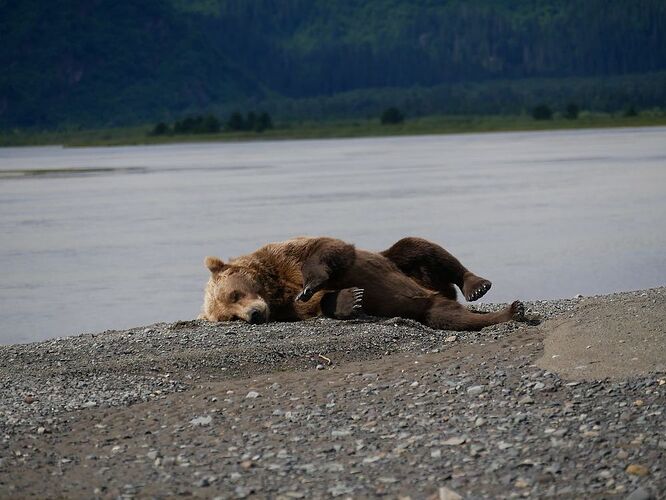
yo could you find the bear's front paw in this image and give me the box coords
[320,288,364,320]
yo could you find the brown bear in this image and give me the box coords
[199,236,525,331]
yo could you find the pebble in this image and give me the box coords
[189,415,212,426]
[625,464,649,477]
[234,486,252,498]
[442,436,466,446]
[466,385,484,396]
[246,391,260,399]
[514,478,529,488]
[626,487,654,500]
[435,486,462,500]
[195,478,210,488]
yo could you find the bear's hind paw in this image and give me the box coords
[463,275,492,302]
[510,300,525,321]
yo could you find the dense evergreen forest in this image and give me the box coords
[1,0,665,129]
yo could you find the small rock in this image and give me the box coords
[444,335,457,342]
[519,396,535,405]
[626,487,654,500]
[626,464,649,477]
[24,396,35,404]
[442,436,466,446]
[195,478,210,488]
[234,486,252,499]
[327,484,353,497]
[246,391,260,399]
[240,460,253,470]
[37,427,46,435]
[190,415,212,426]
[146,450,160,460]
[617,449,629,460]
[474,417,486,427]
[466,385,484,396]
[316,364,325,370]
[81,401,97,408]
[433,486,462,500]
[514,478,529,489]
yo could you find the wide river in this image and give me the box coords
[1,127,665,344]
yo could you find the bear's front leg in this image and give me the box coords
[296,258,330,302]
[296,238,356,302]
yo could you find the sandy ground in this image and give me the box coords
[0,288,664,499]
[537,291,666,380]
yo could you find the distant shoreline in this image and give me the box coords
[2,112,666,148]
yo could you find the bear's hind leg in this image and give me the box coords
[425,296,525,331]
[381,236,491,302]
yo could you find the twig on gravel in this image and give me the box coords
[318,354,332,365]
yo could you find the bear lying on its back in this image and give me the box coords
[199,236,525,331]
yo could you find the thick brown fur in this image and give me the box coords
[200,236,525,331]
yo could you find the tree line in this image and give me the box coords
[2,0,666,129]
[152,111,273,136]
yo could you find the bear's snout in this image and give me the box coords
[248,308,266,324]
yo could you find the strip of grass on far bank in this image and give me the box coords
[2,111,666,148]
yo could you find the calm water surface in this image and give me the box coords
[1,127,665,344]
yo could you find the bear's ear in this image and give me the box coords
[204,256,227,274]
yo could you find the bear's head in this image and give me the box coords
[199,256,270,324]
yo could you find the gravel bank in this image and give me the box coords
[1,288,664,498]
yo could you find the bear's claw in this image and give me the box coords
[352,288,364,311]
[296,286,314,302]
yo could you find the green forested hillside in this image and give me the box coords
[1,0,665,128]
